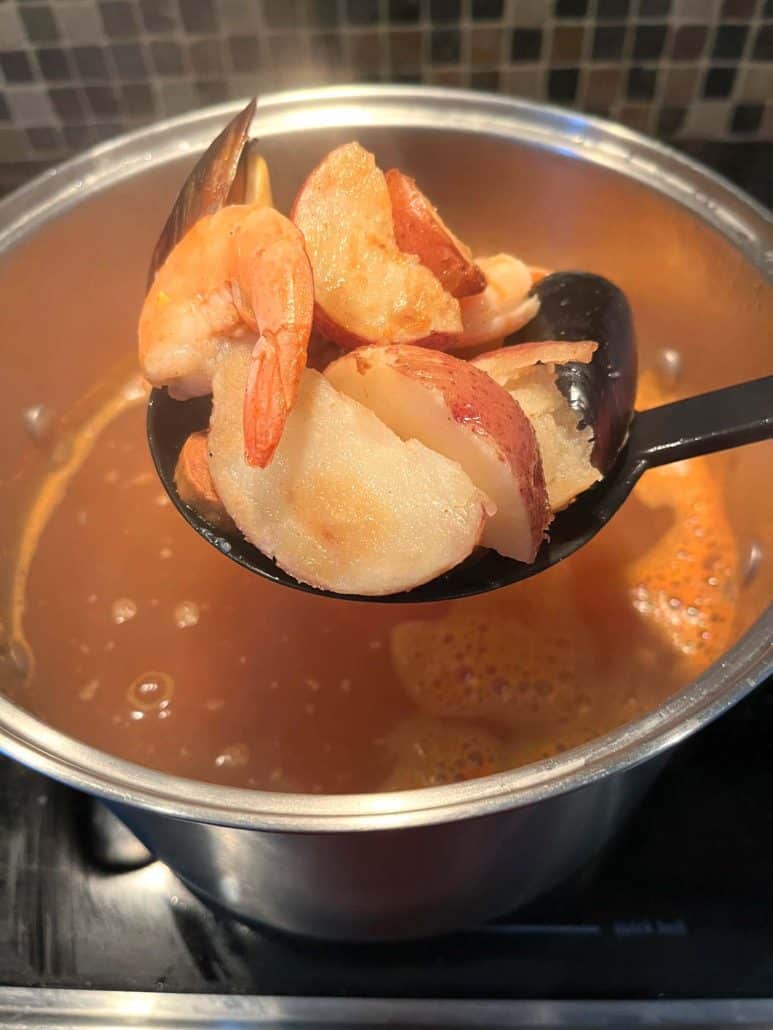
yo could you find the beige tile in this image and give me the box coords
[53,2,103,44]
[674,0,719,18]
[156,81,198,117]
[737,63,773,102]
[501,67,545,99]
[504,0,549,26]
[6,88,56,126]
[683,100,730,136]
[0,5,26,49]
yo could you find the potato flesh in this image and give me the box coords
[326,345,550,563]
[208,349,490,595]
[292,142,462,349]
[473,347,601,511]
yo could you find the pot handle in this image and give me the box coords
[629,375,773,469]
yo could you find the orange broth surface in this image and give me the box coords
[2,370,741,793]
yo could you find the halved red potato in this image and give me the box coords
[385,169,486,299]
[174,429,233,530]
[472,341,598,389]
[326,344,551,563]
[291,142,462,351]
[208,349,492,596]
[453,253,540,352]
[472,341,601,511]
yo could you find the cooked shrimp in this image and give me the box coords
[139,203,314,467]
[452,253,540,351]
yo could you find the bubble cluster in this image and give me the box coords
[111,598,137,625]
[214,743,250,769]
[79,678,99,701]
[390,612,595,732]
[628,458,739,673]
[173,601,200,629]
[381,717,504,791]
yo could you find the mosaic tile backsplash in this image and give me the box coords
[0,0,772,175]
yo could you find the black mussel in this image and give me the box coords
[508,271,637,474]
[147,98,256,288]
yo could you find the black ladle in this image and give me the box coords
[146,102,773,604]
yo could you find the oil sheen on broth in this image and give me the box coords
[3,370,742,793]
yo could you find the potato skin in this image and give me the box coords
[174,430,234,531]
[327,344,551,563]
[386,169,485,300]
[292,142,462,352]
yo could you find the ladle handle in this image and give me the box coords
[631,375,773,469]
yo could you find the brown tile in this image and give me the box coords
[761,101,773,138]
[293,62,353,87]
[662,65,699,103]
[429,67,465,86]
[674,0,719,16]
[0,126,28,160]
[584,66,622,106]
[471,69,500,91]
[551,25,585,62]
[720,0,756,16]
[617,103,652,133]
[388,29,422,70]
[670,24,708,60]
[349,31,384,70]
[470,27,500,65]
[501,67,545,99]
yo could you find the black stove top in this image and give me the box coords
[0,141,770,1024]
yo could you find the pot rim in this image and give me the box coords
[0,85,770,833]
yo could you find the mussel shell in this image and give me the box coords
[146,98,256,288]
[508,271,637,474]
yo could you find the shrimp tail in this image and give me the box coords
[238,214,314,467]
[243,336,287,468]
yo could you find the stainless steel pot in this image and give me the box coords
[0,86,770,940]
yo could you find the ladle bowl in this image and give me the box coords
[145,102,773,602]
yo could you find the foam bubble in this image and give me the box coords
[173,601,199,629]
[381,717,504,791]
[112,598,137,625]
[128,670,174,712]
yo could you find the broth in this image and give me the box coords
[2,369,743,793]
